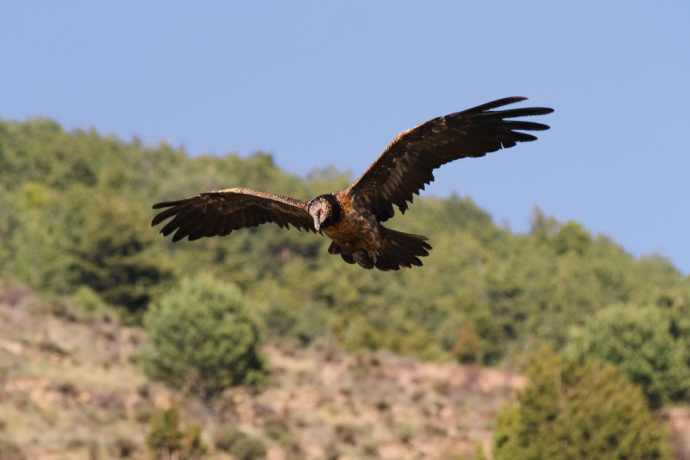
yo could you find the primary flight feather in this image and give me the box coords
[152,97,553,271]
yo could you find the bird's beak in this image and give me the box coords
[313,219,320,232]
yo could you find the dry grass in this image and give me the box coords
[6,281,684,460]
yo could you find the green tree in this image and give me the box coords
[2,117,690,364]
[58,187,176,322]
[141,275,269,401]
[493,345,672,460]
[567,303,690,406]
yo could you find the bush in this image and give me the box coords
[140,275,269,401]
[0,438,26,460]
[493,345,672,460]
[108,434,137,458]
[231,435,267,460]
[334,423,361,445]
[214,427,265,460]
[181,424,207,460]
[567,303,690,406]
[336,316,446,361]
[324,441,341,460]
[263,416,291,442]
[453,325,480,363]
[71,285,107,312]
[147,407,182,459]
[214,427,245,452]
[147,407,206,460]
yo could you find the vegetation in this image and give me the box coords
[1,117,688,364]
[493,346,672,460]
[147,406,183,459]
[2,117,690,457]
[146,406,207,460]
[140,275,269,401]
[0,438,26,460]
[214,427,267,460]
[567,303,690,406]
[0,282,686,459]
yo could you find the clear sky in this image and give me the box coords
[2,2,689,274]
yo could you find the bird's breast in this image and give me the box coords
[323,197,380,252]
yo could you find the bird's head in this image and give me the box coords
[307,194,341,232]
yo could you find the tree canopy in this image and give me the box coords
[493,346,672,460]
[1,117,689,362]
[140,275,269,400]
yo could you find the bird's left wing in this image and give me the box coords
[345,97,553,221]
[151,188,316,242]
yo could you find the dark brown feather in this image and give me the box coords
[151,188,315,242]
[340,253,356,265]
[152,97,552,272]
[346,97,553,221]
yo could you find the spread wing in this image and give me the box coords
[151,188,316,242]
[345,97,554,221]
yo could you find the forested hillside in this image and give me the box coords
[2,118,690,459]
[1,117,689,363]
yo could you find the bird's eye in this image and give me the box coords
[318,210,323,214]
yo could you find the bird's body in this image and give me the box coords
[321,194,378,254]
[317,192,382,268]
[152,97,553,271]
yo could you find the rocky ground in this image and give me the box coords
[1,283,688,460]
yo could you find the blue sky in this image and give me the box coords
[2,2,689,274]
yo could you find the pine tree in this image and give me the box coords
[494,345,672,460]
[140,275,269,402]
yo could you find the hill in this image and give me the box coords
[2,118,690,458]
[1,282,527,460]
[1,118,688,363]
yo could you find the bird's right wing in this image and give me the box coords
[151,188,316,242]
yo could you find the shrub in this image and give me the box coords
[324,441,341,460]
[108,434,137,458]
[135,409,152,423]
[140,275,269,401]
[87,440,99,460]
[147,407,182,459]
[214,427,266,460]
[147,407,206,460]
[396,423,414,444]
[453,325,480,363]
[181,424,207,460]
[0,438,26,460]
[567,303,690,406]
[493,345,672,460]
[338,316,446,361]
[214,427,245,452]
[334,423,360,445]
[358,441,379,458]
[231,436,267,460]
[71,285,106,312]
[264,416,291,442]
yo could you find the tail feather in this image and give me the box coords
[328,242,357,264]
[328,241,347,254]
[375,227,432,271]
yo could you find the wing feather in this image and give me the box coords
[345,97,553,221]
[151,188,315,242]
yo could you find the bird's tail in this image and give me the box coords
[374,227,432,271]
[327,227,432,271]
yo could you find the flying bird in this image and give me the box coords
[152,97,553,271]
